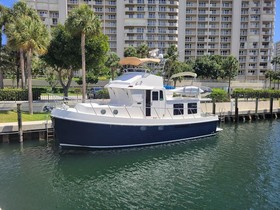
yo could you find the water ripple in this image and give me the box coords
[1,121,280,209]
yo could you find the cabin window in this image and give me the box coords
[160,90,164,101]
[188,103,197,114]
[173,104,184,115]
[152,91,159,101]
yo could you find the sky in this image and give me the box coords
[0,0,280,43]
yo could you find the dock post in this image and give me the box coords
[255,97,259,119]
[212,100,216,115]
[17,103,23,143]
[235,96,239,122]
[270,97,273,118]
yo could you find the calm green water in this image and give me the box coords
[1,121,280,210]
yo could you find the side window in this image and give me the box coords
[188,103,197,114]
[152,91,159,101]
[173,104,184,115]
[160,90,164,101]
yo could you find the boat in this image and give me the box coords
[51,57,221,149]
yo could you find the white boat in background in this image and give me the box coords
[51,57,221,149]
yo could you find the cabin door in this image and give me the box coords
[151,90,164,118]
[145,90,151,116]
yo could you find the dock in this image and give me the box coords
[0,120,53,143]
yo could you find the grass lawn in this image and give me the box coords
[0,111,50,123]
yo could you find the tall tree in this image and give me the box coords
[43,25,109,97]
[6,2,42,89]
[6,7,50,114]
[136,43,149,58]
[265,70,275,89]
[66,4,101,103]
[194,55,221,79]
[221,55,239,97]
[164,44,179,81]
[271,56,280,69]
[124,46,137,57]
[42,25,79,97]
[0,46,18,85]
[105,52,120,80]
[0,5,9,88]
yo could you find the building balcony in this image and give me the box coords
[68,0,78,4]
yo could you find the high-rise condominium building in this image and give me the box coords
[25,0,275,81]
[274,41,280,71]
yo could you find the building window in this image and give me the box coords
[173,104,184,115]
[137,13,144,18]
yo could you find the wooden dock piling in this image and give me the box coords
[17,103,23,143]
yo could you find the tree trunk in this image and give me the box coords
[16,66,20,88]
[26,49,33,115]
[58,69,74,98]
[20,48,26,89]
[81,32,86,103]
[0,33,3,89]
[111,68,115,80]
[228,75,231,100]
[0,69,3,89]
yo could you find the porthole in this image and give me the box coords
[113,110,118,115]
[101,109,106,115]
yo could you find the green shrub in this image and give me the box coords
[208,88,229,102]
[232,88,280,99]
[0,88,43,101]
[95,89,109,99]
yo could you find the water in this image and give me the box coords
[1,121,280,210]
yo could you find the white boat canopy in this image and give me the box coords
[170,72,197,80]
[119,57,161,66]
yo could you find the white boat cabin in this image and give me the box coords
[75,57,202,119]
[95,71,201,119]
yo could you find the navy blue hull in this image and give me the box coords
[53,118,218,149]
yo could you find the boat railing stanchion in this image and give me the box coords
[153,107,160,119]
[167,108,173,119]
[124,105,131,118]
[139,106,145,118]
[108,105,114,117]
[89,102,97,115]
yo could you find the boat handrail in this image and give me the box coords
[83,103,215,119]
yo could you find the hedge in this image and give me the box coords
[0,88,43,101]
[232,88,280,98]
[208,88,229,102]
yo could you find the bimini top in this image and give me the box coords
[170,72,197,79]
[119,57,161,66]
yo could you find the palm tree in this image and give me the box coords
[222,55,239,98]
[7,2,41,89]
[6,12,50,114]
[271,56,280,70]
[136,43,149,58]
[66,4,101,103]
[105,52,120,80]
[124,46,137,57]
[0,5,9,88]
[265,70,275,89]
